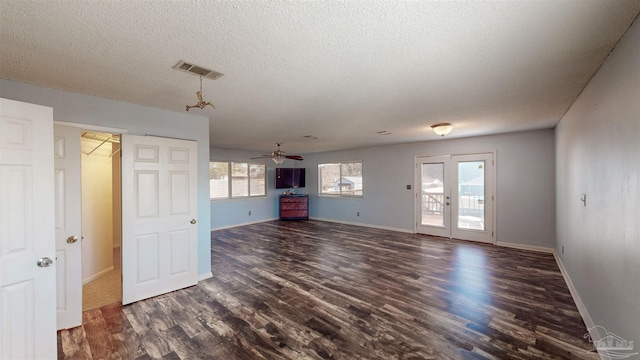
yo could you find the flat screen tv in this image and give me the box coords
[275,168,305,189]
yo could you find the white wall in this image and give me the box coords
[556,17,639,349]
[0,80,212,277]
[303,129,556,247]
[80,139,114,282]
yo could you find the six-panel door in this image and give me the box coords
[121,135,198,305]
[1,98,56,359]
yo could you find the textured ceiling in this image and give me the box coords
[1,1,639,154]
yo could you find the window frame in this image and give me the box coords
[209,161,267,200]
[318,161,364,198]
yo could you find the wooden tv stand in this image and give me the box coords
[279,195,309,220]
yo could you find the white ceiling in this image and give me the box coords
[1,1,639,154]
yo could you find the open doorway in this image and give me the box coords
[80,131,122,311]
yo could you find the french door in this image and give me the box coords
[415,153,494,243]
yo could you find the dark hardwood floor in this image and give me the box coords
[58,220,598,359]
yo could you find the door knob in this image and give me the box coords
[37,257,53,267]
[67,236,78,244]
[190,219,197,224]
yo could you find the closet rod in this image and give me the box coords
[87,137,112,156]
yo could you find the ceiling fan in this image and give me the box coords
[251,143,303,164]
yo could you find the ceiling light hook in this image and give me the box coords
[186,75,216,111]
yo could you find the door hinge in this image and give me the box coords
[492,231,494,237]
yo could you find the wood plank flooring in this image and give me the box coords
[58,220,598,359]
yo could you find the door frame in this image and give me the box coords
[414,151,497,244]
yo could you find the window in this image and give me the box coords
[210,161,266,199]
[318,161,363,197]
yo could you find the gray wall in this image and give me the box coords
[556,17,639,348]
[303,129,556,248]
[210,129,556,248]
[0,80,212,277]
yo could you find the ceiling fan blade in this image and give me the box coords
[286,155,304,161]
[250,155,272,159]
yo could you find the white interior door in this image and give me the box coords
[53,125,82,329]
[121,135,198,305]
[416,153,495,244]
[1,98,56,359]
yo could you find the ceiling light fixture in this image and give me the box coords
[250,143,304,164]
[431,123,453,137]
[186,76,215,111]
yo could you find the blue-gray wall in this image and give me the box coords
[209,147,308,229]
[0,79,212,277]
[211,129,556,249]
[302,130,556,248]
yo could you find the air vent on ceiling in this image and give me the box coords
[173,60,224,80]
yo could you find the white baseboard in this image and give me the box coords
[496,241,554,253]
[198,271,213,281]
[553,251,605,359]
[211,217,278,231]
[82,265,114,285]
[553,251,596,329]
[495,240,602,357]
[309,217,414,234]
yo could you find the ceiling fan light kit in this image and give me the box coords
[251,143,304,164]
[431,123,454,137]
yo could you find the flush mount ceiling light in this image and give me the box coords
[186,76,215,111]
[431,123,454,137]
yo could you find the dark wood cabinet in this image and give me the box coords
[279,195,309,220]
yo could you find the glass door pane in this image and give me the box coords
[457,161,485,230]
[416,155,450,238]
[421,163,445,227]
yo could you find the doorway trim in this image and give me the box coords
[54,121,127,136]
[54,121,126,329]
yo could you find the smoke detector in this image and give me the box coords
[173,60,224,80]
